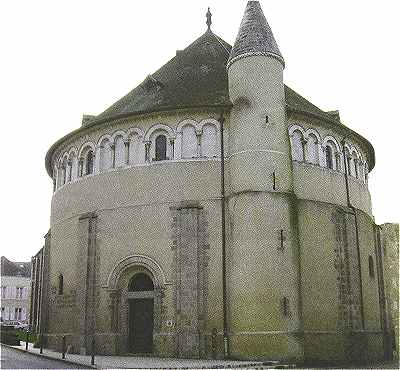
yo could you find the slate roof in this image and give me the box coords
[227,0,284,68]
[95,30,232,122]
[1,256,31,278]
[94,29,330,124]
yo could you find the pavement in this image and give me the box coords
[2,342,398,369]
[1,342,284,369]
[0,344,90,369]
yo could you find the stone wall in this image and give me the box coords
[380,223,399,359]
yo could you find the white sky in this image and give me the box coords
[1,0,399,261]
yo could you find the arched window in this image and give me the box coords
[181,125,198,159]
[201,124,217,158]
[99,139,112,172]
[70,155,78,181]
[290,130,304,162]
[58,274,64,295]
[128,273,154,291]
[128,133,141,165]
[368,256,375,278]
[325,146,333,170]
[86,151,94,175]
[155,135,167,161]
[114,135,125,167]
[305,134,319,165]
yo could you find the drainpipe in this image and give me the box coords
[218,113,230,359]
[341,138,365,330]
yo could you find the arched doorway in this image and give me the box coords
[128,272,154,353]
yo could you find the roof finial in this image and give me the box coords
[206,7,212,31]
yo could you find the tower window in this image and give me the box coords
[368,256,375,278]
[58,274,64,295]
[325,146,333,170]
[86,151,94,175]
[155,135,167,161]
[281,296,290,316]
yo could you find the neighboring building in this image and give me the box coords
[0,256,31,323]
[32,1,397,364]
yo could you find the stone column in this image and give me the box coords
[124,140,130,165]
[300,138,307,162]
[196,132,202,157]
[108,289,120,333]
[78,158,84,177]
[67,160,72,182]
[169,138,175,160]
[111,144,116,168]
[145,142,151,163]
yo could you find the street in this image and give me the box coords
[0,345,90,369]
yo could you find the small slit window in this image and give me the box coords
[58,274,64,295]
[368,256,375,278]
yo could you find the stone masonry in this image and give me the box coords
[171,203,209,358]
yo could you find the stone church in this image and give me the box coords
[30,1,398,364]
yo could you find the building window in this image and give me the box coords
[290,130,304,162]
[368,256,375,278]
[325,146,333,169]
[155,135,167,161]
[281,297,290,316]
[14,308,22,320]
[16,287,23,299]
[58,274,64,295]
[1,286,6,299]
[128,273,154,292]
[86,151,94,175]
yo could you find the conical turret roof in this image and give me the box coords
[227,1,284,68]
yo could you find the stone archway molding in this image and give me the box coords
[105,254,170,289]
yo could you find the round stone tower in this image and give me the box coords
[226,1,302,360]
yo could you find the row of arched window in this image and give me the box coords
[289,125,369,183]
[53,121,370,191]
[53,119,221,191]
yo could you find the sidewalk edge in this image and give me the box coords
[1,343,97,369]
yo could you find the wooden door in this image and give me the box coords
[128,298,154,353]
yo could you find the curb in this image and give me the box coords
[2,343,96,369]
[2,343,296,369]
